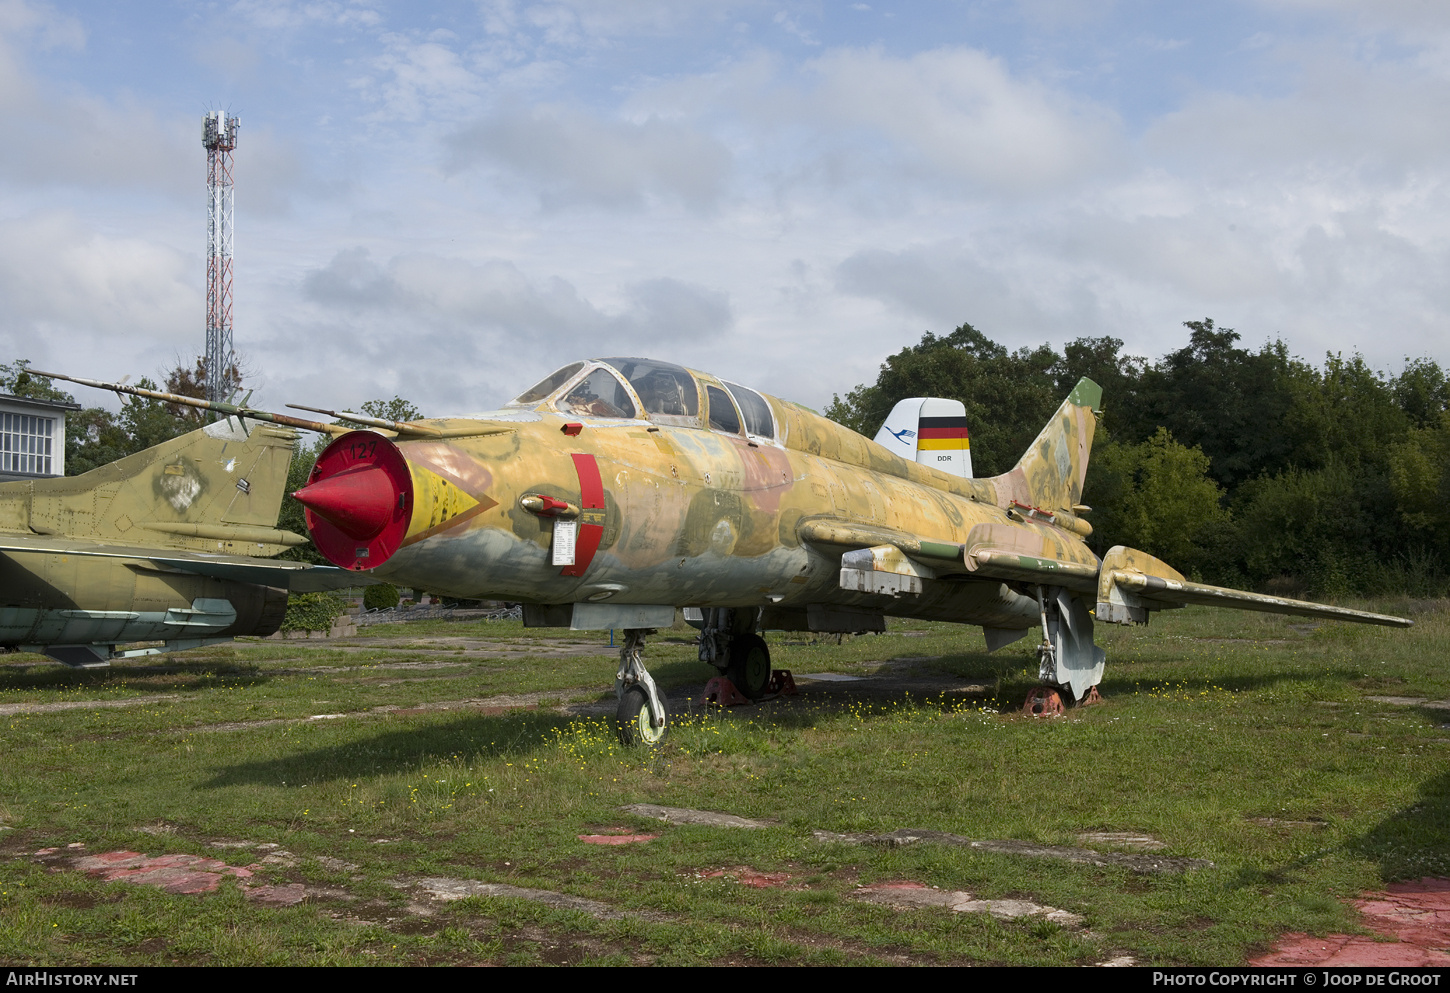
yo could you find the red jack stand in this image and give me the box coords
[700,676,751,707]
[766,669,797,696]
[1023,687,1065,717]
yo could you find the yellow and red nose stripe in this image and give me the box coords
[561,453,606,577]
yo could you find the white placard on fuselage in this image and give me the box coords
[551,519,578,566]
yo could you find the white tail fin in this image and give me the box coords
[873,397,973,478]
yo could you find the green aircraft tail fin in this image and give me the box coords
[998,377,1102,515]
[2,417,306,556]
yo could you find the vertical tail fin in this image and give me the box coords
[873,397,974,478]
[6,417,306,555]
[994,378,1101,514]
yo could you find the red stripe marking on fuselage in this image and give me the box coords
[561,453,605,578]
[916,427,971,439]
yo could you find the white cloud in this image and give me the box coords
[301,247,731,348]
[227,0,382,32]
[357,33,489,122]
[445,103,732,209]
[1145,53,1450,179]
[0,211,196,365]
[800,47,1122,194]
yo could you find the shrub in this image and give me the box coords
[281,592,348,633]
[363,582,400,611]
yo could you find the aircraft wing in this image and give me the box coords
[798,517,1100,593]
[797,519,1410,628]
[0,534,371,592]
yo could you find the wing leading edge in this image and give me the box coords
[799,518,1411,629]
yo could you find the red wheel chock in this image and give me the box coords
[1023,687,1065,717]
[766,669,797,696]
[1079,685,1103,706]
[700,676,751,707]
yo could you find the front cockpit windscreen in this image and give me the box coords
[556,367,637,418]
[511,362,585,405]
[601,358,699,418]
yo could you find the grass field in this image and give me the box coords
[1,600,1446,966]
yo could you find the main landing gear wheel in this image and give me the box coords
[727,633,772,700]
[616,687,665,746]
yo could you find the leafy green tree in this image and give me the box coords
[826,322,1061,476]
[1087,428,1230,581]
[1123,320,1316,491]
[360,396,423,423]
[1049,336,1146,435]
[1387,410,1450,549]
[1390,357,1450,429]
[277,433,332,563]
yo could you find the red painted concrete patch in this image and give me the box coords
[1251,877,1450,966]
[38,848,302,903]
[71,851,253,895]
[695,866,797,888]
[577,833,659,845]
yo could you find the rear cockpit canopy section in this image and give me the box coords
[504,358,778,443]
[723,381,775,441]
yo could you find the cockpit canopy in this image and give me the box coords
[508,357,775,441]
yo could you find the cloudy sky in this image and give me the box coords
[2,0,1448,417]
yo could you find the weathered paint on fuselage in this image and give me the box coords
[360,373,1103,632]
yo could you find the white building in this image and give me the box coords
[0,394,80,481]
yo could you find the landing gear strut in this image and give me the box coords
[698,608,772,700]
[615,628,666,746]
[1023,585,1106,716]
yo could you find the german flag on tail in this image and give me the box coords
[871,397,973,479]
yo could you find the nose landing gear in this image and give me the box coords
[615,628,667,746]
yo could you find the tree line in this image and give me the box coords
[826,319,1450,598]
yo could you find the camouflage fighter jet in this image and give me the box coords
[6,373,368,666]
[269,357,1409,744]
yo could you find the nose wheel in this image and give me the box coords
[617,686,665,746]
[615,628,666,746]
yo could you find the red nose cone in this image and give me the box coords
[293,463,396,540]
[299,430,413,570]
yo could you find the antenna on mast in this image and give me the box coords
[202,110,239,404]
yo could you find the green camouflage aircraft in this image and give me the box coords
[6,376,364,666]
[49,360,1412,737]
[274,357,1408,743]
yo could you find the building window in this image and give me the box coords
[2,413,54,475]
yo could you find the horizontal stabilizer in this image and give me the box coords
[1095,545,1411,628]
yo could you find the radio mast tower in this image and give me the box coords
[202,111,238,403]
